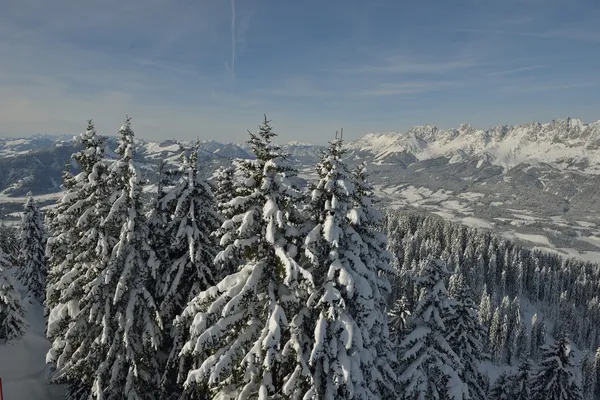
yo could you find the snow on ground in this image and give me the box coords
[0,270,64,399]
[461,216,494,229]
[513,233,552,246]
[581,236,600,248]
[533,246,600,263]
[0,192,66,204]
[441,200,472,214]
[456,192,485,201]
[577,220,596,228]
[432,210,456,220]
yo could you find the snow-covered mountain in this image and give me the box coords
[2,118,600,260]
[347,118,600,173]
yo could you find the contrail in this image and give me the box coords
[231,0,236,73]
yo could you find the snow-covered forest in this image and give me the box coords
[0,116,597,399]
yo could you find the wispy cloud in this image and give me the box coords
[457,26,600,42]
[499,81,596,94]
[337,56,481,75]
[487,65,544,76]
[357,81,461,97]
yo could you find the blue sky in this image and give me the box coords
[0,0,599,143]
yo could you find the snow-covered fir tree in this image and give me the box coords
[349,161,397,396]
[510,356,532,400]
[147,159,179,285]
[530,334,582,400]
[302,137,394,399]
[388,295,411,343]
[156,143,221,322]
[46,121,104,315]
[157,143,221,398]
[515,320,529,358]
[45,120,110,398]
[0,251,26,342]
[176,117,312,399]
[17,192,47,300]
[580,351,596,400]
[530,313,546,360]
[488,372,511,400]
[212,162,243,280]
[47,117,163,399]
[213,164,236,214]
[488,306,504,363]
[397,257,464,400]
[447,271,488,400]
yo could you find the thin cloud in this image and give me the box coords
[357,81,460,97]
[499,82,596,94]
[487,65,544,76]
[457,27,600,42]
[338,57,481,75]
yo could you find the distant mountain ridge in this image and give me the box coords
[2,117,600,261]
[346,117,600,173]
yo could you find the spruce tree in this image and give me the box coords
[46,120,110,398]
[530,314,546,360]
[213,164,236,213]
[176,117,312,399]
[349,161,397,397]
[515,320,529,358]
[48,117,163,399]
[530,334,582,400]
[158,143,221,399]
[510,357,532,400]
[0,252,26,342]
[447,272,488,400]
[397,258,464,400]
[147,159,177,288]
[581,351,596,400]
[388,295,411,343]
[18,192,47,300]
[488,307,504,363]
[488,373,511,400]
[212,162,242,280]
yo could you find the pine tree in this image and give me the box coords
[349,161,397,397]
[48,117,163,399]
[45,159,78,317]
[397,258,464,400]
[176,117,312,399]
[530,334,582,400]
[213,163,236,214]
[489,307,504,363]
[515,320,529,358]
[158,143,221,399]
[45,120,110,398]
[46,121,104,317]
[388,295,411,343]
[212,162,242,280]
[0,251,26,342]
[17,192,47,300]
[447,272,488,400]
[147,159,177,289]
[510,357,532,400]
[488,372,512,400]
[478,284,492,352]
[581,351,596,400]
[530,314,546,360]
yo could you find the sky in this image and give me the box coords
[0,0,599,144]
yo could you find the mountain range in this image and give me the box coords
[1,118,599,261]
